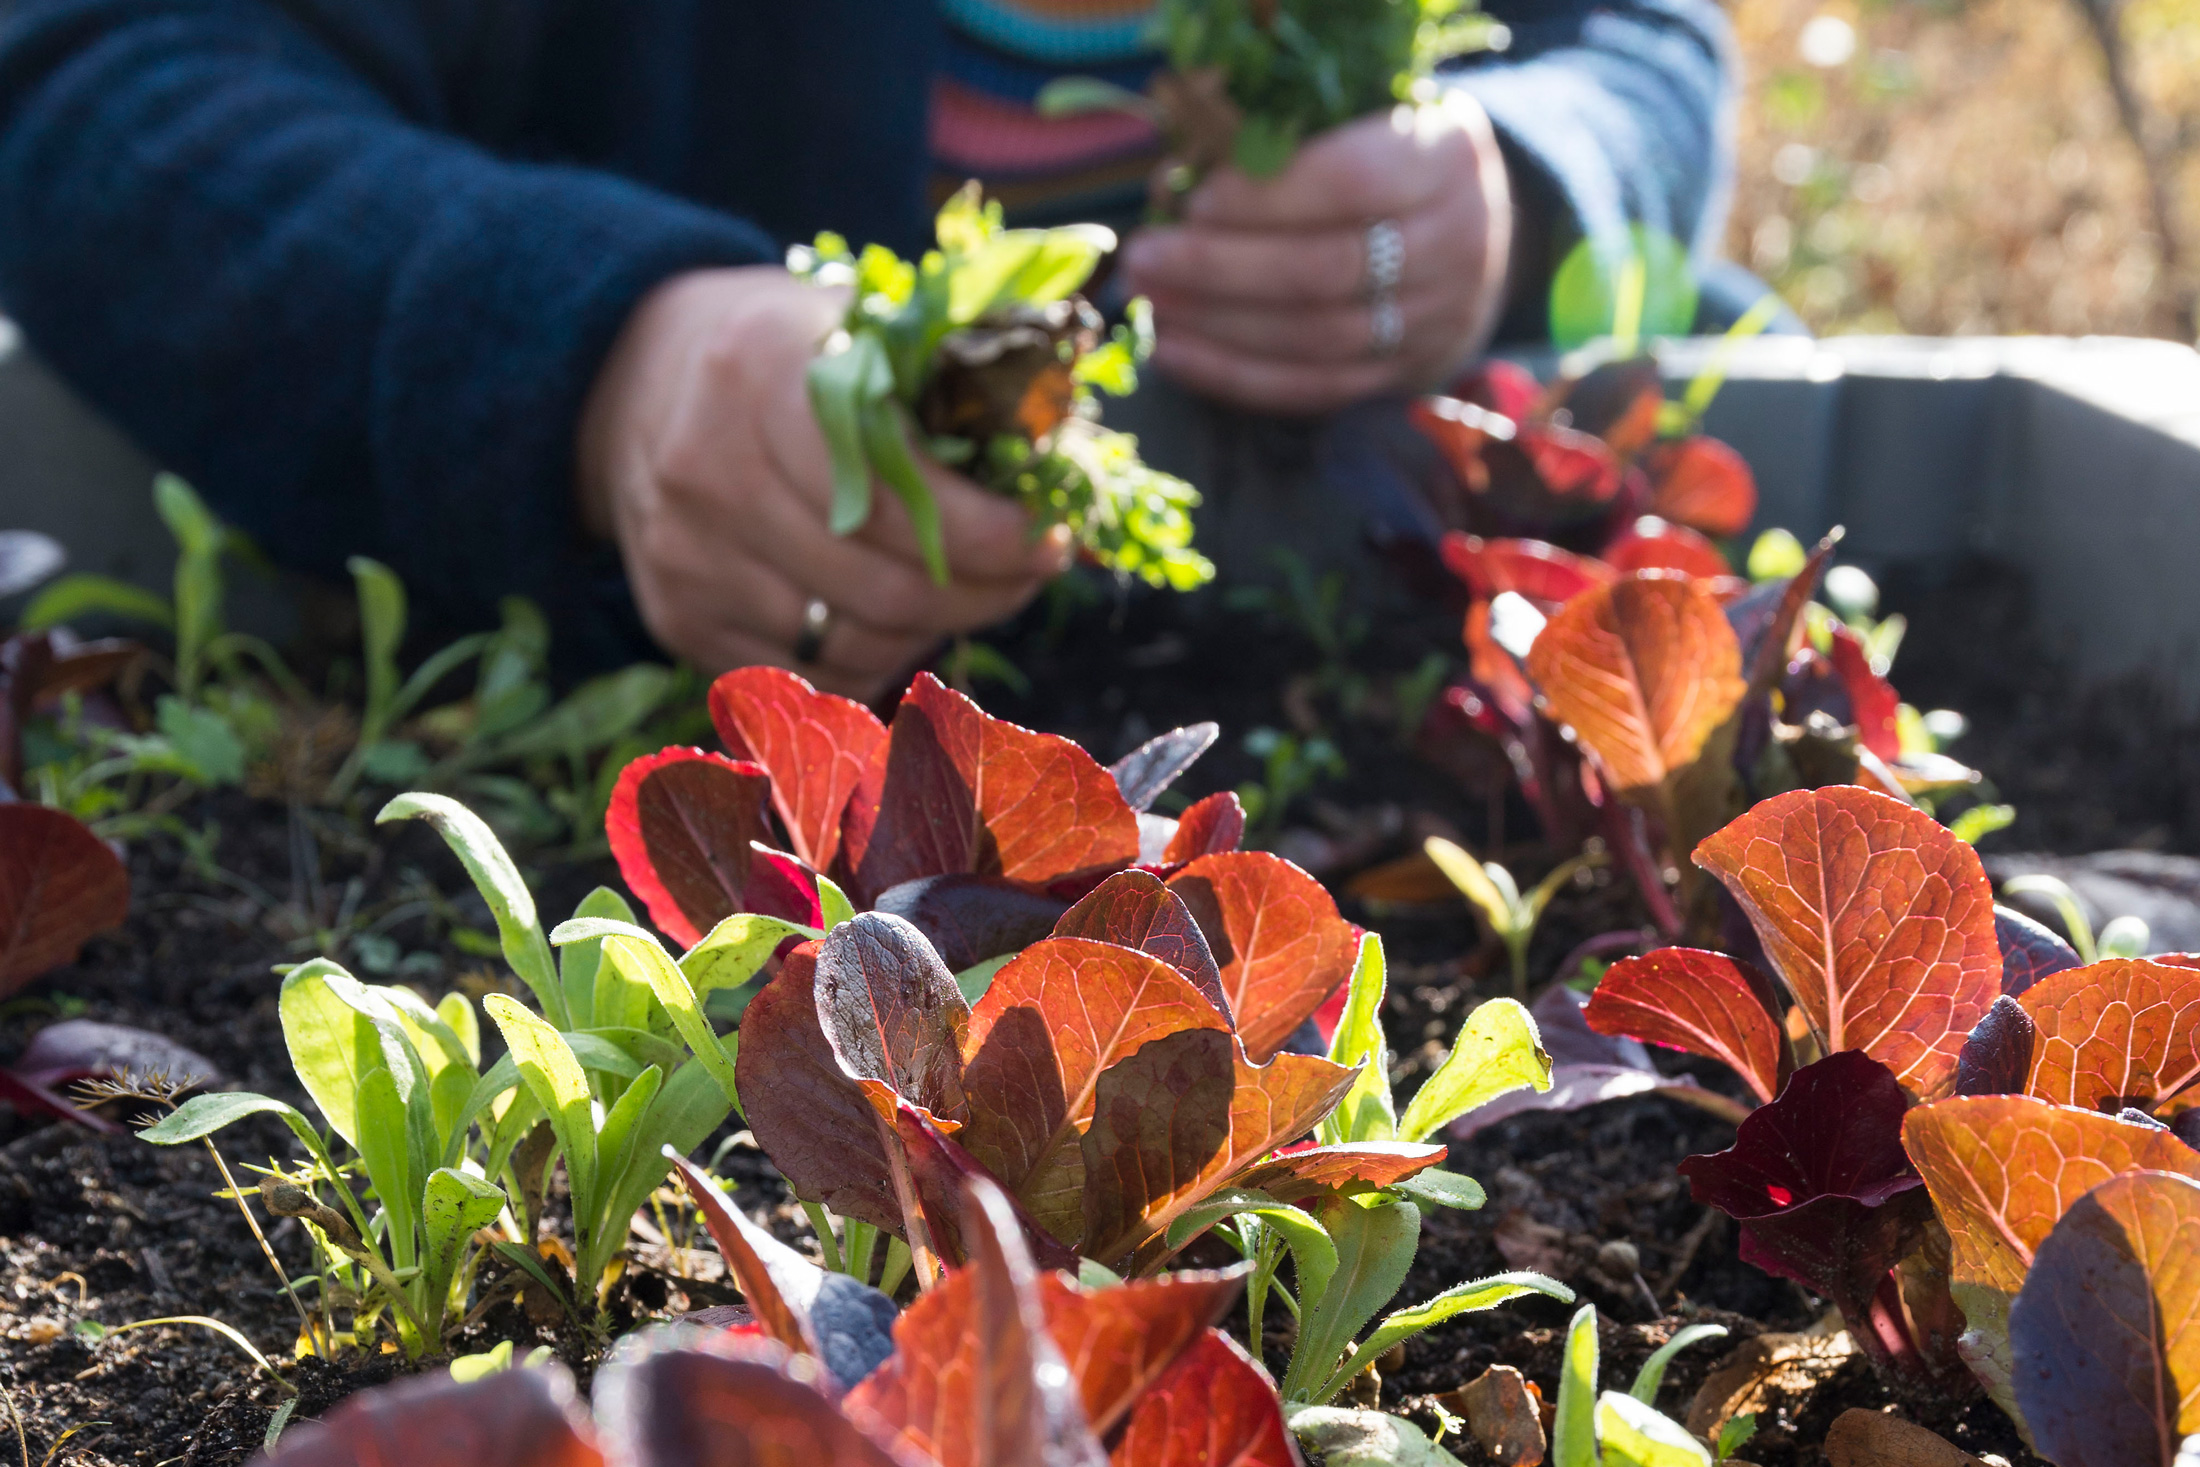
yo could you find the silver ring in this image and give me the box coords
[1364,218,1406,296]
[793,598,832,664]
[1369,294,1405,358]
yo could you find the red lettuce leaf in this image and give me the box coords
[1160,792,1246,866]
[1826,624,1901,762]
[892,1101,1081,1274]
[1230,1142,1446,1203]
[1165,853,1356,1063]
[1584,947,1784,1104]
[1108,724,1219,815]
[959,936,1232,1244]
[846,1178,1106,1467]
[1438,533,1614,610]
[606,748,784,948]
[873,874,1068,974]
[1601,517,1732,581]
[1108,1330,1303,1467]
[1678,1051,1931,1347]
[1951,995,2037,1098]
[1644,436,1757,540]
[813,913,971,1129]
[263,1359,602,1467]
[1693,785,2001,1093]
[1050,872,1227,1016]
[855,674,1139,904]
[2018,957,2200,1113]
[1451,360,1543,422]
[1076,1028,1238,1267]
[1524,572,1746,810]
[594,1331,920,1467]
[1994,905,2083,998]
[736,942,902,1231]
[1037,1270,1245,1437]
[708,666,890,876]
[667,1152,900,1390]
[2009,1169,2200,1467]
[1560,357,1664,456]
[0,804,128,997]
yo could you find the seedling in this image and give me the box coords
[794,185,1209,590]
[1171,934,1568,1402]
[1550,1304,1742,1465]
[2001,872,2150,962]
[1424,835,1598,998]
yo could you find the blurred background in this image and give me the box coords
[1726,0,2199,341]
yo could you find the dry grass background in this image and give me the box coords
[1725,0,2200,339]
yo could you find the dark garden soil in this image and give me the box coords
[0,553,2146,1467]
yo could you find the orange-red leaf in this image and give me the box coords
[1524,572,1746,803]
[1109,1331,1303,1467]
[959,937,1231,1240]
[605,748,782,948]
[1438,533,1614,610]
[1038,1271,1243,1437]
[1694,785,2001,1093]
[1903,1094,2200,1419]
[857,674,1139,902]
[2018,958,2200,1112]
[265,1360,603,1467]
[0,805,128,996]
[1602,517,1732,580]
[1162,792,1246,865]
[1230,1141,1447,1203]
[594,1335,918,1467]
[1166,853,1357,1062]
[1584,948,1783,1104]
[1827,624,1901,762]
[1049,872,1227,1014]
[1646,436,1758,539]
[709,666,888,874]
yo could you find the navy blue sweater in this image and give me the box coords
[0,0,1733,643]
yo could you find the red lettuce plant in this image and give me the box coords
[0,802,128,998]
[734,868,1433,1279]
[608,666,1239,958]
[264,1173,1303,1467]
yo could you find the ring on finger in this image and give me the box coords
[1364,218,1406,297]
[1368,294,1405,359]
[792,597,833,664]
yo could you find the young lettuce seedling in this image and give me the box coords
[794,185,1210,590]
[1169,935,1570,1405]
[1550,1303,1743,1466]
[1425,835,1599,999]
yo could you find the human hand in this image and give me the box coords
[577,266,1070,700]
[1119,92,1512,416]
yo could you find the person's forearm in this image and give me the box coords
[0,0,773,631]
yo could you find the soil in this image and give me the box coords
[0,552,2127,1467]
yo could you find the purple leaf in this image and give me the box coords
[873,874,1067,974]
[1108,724,1218,814]
[1994,904,2083,998]
[1953,995,2037,1098]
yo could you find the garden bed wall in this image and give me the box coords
[6,322,2200,701]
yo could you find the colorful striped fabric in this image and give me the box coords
[931,0,1165,227]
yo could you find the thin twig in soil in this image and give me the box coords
[1,1381,27,1467]
[1655,1208,1724,1299]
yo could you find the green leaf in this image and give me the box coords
[19,572,174,632]
[810,334,883,537]
[581,1027,687,1074]
[377,793,566,1027]
[595,1064,732,1266]
[154,695,245,786]
[1328,1272,1575,1403]
[672,912,823,997]
[817,875,856,932]
[1233,112,1299,177]
[1388,1168,1485,1212]
[1630,1323,1727,1404]
[1549,225,1699,353]
[558,921,740,1112]
[489,1240,573,1320]
[1284,1405,1458,1466]
[1396,998,1552,1143]
[278,961,392,1148]
[954,952,1015,1005]
[1322,933,1395,1146]
[1033,75,1155,118]
[483,995,599,1222]
[1596,1391,1712,1467]
[556,889,640,1033]
[494,665,675,762]
[348,556,407,742]
[420,1166,506,1303]
[1746,528,1808,583]
[437,993,481,1068]
[592,1064,664,1239]
[353,1065,420,1269]
[860,397,948,585]
[1423,837,1516,936]
[156,474,227,698]
[1715,1413,1758,1462]
[1950,802,2016,846]
[1287,1196,1419,1404]
[136,1091,322,1164]
[1552,1303,1600,1467]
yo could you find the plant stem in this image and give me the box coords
[799,1201,845,1274]
[202,1140,318,1352]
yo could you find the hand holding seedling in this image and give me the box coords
[578,265,1069,698]
[1121,94,1512,415]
